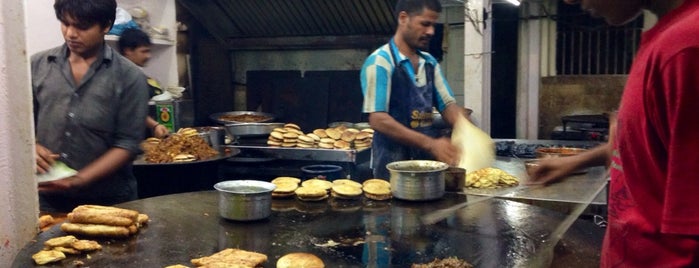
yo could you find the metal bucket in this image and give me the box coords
[387,160,448,201]
[213,180,276,221]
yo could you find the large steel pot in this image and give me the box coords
[387,160,449,201]
[213,180,276,221]
[194,126,227,148]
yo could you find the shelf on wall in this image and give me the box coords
[105,34,174,46]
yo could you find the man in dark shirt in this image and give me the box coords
[118,28,169,138]
[32,0,149,212]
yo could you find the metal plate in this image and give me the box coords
[209,111,275,125]
[133,147,239,166]
[225,122,285,138]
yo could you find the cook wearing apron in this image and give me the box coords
[370,39,442,179]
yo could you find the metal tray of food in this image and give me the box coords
[209,111,275,125]
[133,147,239,166]
[225,122,284,138]
[225,145,370,163]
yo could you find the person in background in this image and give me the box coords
[32,0,149,212]
[118,28,169,138]
[360,0,467,179]
[528,0,699,266]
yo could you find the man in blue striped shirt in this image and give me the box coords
[360,0,468,179]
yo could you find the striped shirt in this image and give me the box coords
[360,39,455,113]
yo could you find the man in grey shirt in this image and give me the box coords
[32,0,149,212]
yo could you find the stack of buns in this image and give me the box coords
[60,205,149,238]
[330,179,363,200]
[31,235,102,265]
[362,179,392,201]
[271,176,301,198]
[266,122,374,150]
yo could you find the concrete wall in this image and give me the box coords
[1,0,39,264]
[538,75,626,139]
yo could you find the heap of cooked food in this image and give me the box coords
[31,235,102,265]
[465,167,519,189]
[267,123,374,150]
[142,127,218,163]
[60,205,149,238]
[411,257,474,268]
[218,113,272,123]
[186,248,268,268]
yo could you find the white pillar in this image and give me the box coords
[462,0,491,133]
[516,1,543,139]
[0,0,39,264]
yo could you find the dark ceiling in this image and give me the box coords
[177,0,464,50]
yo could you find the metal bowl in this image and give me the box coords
[224,122,284,138]
[209,111,275,125]
[214,180,276,221]
[387,160,449,201]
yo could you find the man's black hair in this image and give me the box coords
[118,28,152,54]
[394,0,442,19]
[54,0,117,30]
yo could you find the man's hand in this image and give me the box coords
[427,137,460,166]
[525,157,577,185]
[38,175,88,195]
[35,144,59,174]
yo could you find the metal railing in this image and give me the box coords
[553,4,644,76]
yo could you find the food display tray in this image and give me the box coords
[133,147,239,166]
[225,145,370,163]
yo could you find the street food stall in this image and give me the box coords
[15,140,609,267]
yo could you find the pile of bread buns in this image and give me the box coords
[267,123,374,150]
[166,249,325,268]
[60,205,149,238]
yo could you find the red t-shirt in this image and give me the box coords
[603,0,699,266]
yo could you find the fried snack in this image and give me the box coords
[32,250,66,265]
[75,205,140,220]
[295,186,329,202]
[52,246,81,255]
[191,248,267,267]
[44,235,78,248]
[39,214,55,229]
[67,210,135,227]
[465,167,519,189]
[331,184,363,200]
[277,252,325,268]
[332,179,362,189]
[325,128,342,140]
[411,257,474,268]
[272,176,301,184]
[137,213,150,226]
[362,179,390,188]
[71,240,102,251]
[143,131,218,163]
[363,181,392,201]
[301,179,333,191]
[60,223,131,238]
[272,181,300,198]
[165,265,191,268]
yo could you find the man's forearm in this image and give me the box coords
[76,148,134,183]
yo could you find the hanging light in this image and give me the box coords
[505,0,521,6]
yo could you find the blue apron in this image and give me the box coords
[371,42,438,179]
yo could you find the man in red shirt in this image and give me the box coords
[528,0,699,266]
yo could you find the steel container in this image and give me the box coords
[209,111,276,125]
[194,126,227,148]
[213,180,276,221]
[224,122,284,138]
[387,160,449,201]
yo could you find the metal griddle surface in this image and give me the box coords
[13,191,604,267]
